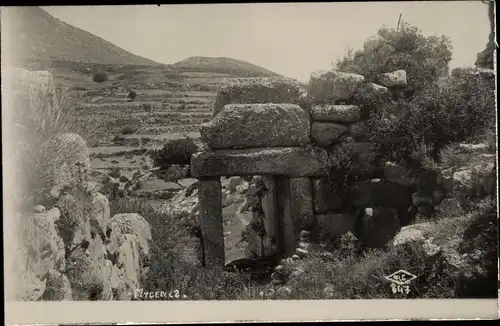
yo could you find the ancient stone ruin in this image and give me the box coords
[191,68,496,268]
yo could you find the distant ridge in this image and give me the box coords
[173,56,283,77]
[3,6,161,66]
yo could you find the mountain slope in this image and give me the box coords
[3,6,161,66]
[173,56,282,77]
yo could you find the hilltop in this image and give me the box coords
[173,56,282,77]
[4,7,161,67]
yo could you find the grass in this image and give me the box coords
[106,189,497,300]
[13,82,98,209]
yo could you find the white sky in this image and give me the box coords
[42,2,491,83]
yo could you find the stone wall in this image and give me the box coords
[191,67,496,266]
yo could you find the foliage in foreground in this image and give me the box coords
[110,192,497,300]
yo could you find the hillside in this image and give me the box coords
[174,56,282,77]
[2,6,300,166]
[3,6,161,67]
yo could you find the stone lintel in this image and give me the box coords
[191,147,329,178]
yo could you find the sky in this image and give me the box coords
[42,2,491,83]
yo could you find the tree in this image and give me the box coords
[334,20,453,99]
[127,89,137,102]
[92,72,109,83]
[149,137,198,175]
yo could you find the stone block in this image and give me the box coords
[198,178,224,267]
[376,70,407,88]
[275,177,297,258]
[310,105,361,123]
[312,178,343,213]
[311,122,349,147]
[307,70,365,103]
[201,103,310,149]
[289,177,315,230]
[191,147,329,178]
[212,77,300,116]
[349,121,370,141]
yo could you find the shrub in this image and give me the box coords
[109,197,259,300]
[127,90,137,102]
[108,169,121,179]
[122,126,137,135]
[363,73,495,164]
[335,20,452,99]
[12,83,97,209]
[92,72,109,83]
[149,138,198,173]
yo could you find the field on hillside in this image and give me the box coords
[42,59,260,264]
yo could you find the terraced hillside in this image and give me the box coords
[31,58,284,171]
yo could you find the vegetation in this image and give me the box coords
[109,192,497,300]
[127,89,137,102]
[335,20,452,98]
[92,71,109,83]
[338,21,496,166]
[13,85,96,209]
[149,138,198,175]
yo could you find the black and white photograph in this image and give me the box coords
[1,1,498,323]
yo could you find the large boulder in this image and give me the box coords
[55,194,92,250]
[90,192,110,235]
[191,147,329,178]
[212,77,300,117]
[376,70,407,88]
[392,202,498,298]
[308,70,365,103]
[41,270,73,301]
[454,205,497,298]
[6,208,66,301]
[310,105,361,123]
[437,161,496,197]
[65,234,110,300]
[201,103,310,149]
[116,234,141,300]
[111,213,152,261]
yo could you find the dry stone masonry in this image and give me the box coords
[192,65,494,267]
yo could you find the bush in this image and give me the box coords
[122,126,137,135]
[109,197,260,300]
[12,83,97,209]
[363,72,495,164]
[92,72,109,83]
[149,138,198,173]
[127,90,137,102]
[335,20,452,99]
